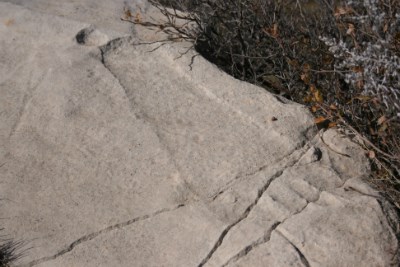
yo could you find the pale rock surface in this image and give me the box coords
[0,1,398,267]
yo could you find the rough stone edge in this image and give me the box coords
[1,1,398,264]
[321,129,400,266]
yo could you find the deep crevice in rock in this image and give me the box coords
[211,141,312,201]
[276,230,311,267]
[199,141,316,266]
[20,204,185,267]
[210,157,341,266]
[221,222,281,267]
[197,170,285,267]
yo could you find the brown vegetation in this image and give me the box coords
[124,0,400,210]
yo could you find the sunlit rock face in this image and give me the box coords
[0,1,398,266]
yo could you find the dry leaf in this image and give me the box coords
[377,116,387,125]
[368,150,376,159]
[352,66,363,73]
[301,73,310,84]
[303,95,312,103]
[263,23,279,38]
[287,58,299,68]
[314,116,327,124]
[334,6,353,17]
[329,104,337,110]
[311,105,318,113]
[346,23,355,36]
[328,121,337,128]
[272,23,278,37]
[322,54,334,65]
[354,95,371,102]
[378,123,388,132]
[314,89,323,103]
[383,23,388,33]
[302,63,311,73]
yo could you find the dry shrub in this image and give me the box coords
[0,230,26,267]
[126,0,400,207]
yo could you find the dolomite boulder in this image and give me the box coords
[0,1,398,266]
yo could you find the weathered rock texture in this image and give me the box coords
[0,1,398,266]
